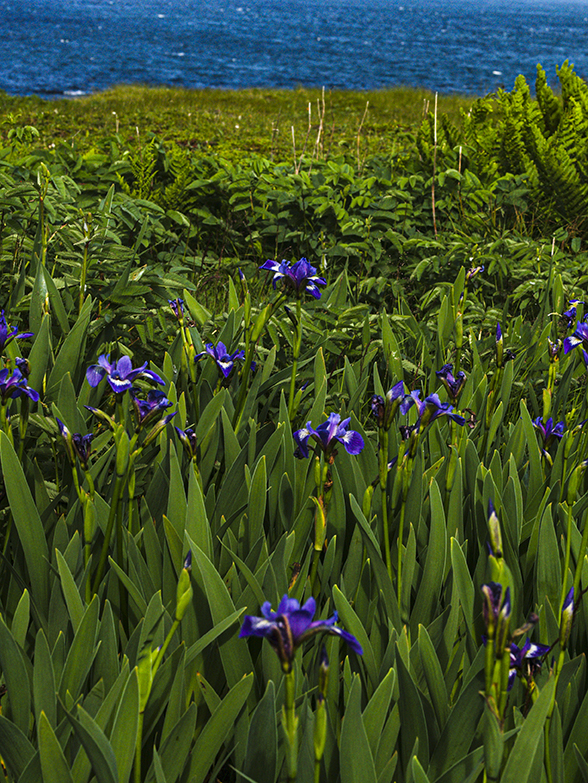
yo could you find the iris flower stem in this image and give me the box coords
[17,397,29,462]
[71,462,83,503]
[83,503,93,604]
[116,397,126,427]
[84,469,96,501]
[116,480,128,630]
[233,339,256,434]
[127,444,141,538]
[379,430,393,581]
[498,645,511,720]
[283,669,298,783]
[310,458,328,597]
[189,367,200,423]
[180,321,200,421]
[559,504,573,618]
[545,648,566,783]
[0,402,13,445]
[309,549,321,599]
[92,473,124,595]
[454,310,463,375]
[288,299,303,422]
[313,694,327,783]
[127,464,137,537]
[233,294,285,434]
[153,618,180,674]
[484,636,495,697]
[444,442,458,516]
[192,458,203,491]
[79,232,89,316]
[133,623,179,783]
[482,368,503,457]
[573,509,588,607]
[396,459,412,611]
[71,464,96,602]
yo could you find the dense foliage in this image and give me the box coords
[0,63,588,783]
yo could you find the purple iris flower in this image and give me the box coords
[563,300,584,330]
[507,639,550,690]
[168,298,185,320]
[371,380,405,429]
[259,257,326,299]
[398,423,419,441]
[293,413,364,459]
[72,433,94,467]
[481,582,511,647]
[563,306,577,329]
[56,419,94,469]
[175,426,198,459]
[465,265,484,283]
[401,391,466,428]
[547,339,561,361]
[533,417,564,451]
[481,582,504,628]
[15,357,30,378]
[130,389,173,427]
[86,355,165,394]
[564,321,588,355]
[239,594,363,672]
[436,364,466,402]
[0,368,39,403]
[0,311,33,354]
[195,342,245,378]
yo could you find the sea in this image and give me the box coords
[2,0,588,98]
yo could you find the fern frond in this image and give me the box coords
[535,64,562,136]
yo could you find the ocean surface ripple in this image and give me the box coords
[2,0,588,97]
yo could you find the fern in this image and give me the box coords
[456,64,588,234]
[160,145,193,210]
[535,65,562,136]
[117,138,160,201]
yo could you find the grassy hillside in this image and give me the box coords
[0,84,475,160]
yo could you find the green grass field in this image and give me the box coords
[0,84,475,160]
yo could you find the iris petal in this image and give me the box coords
[339,430,365,455]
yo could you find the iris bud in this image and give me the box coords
[362,485,373,518]
[175,557,193,622]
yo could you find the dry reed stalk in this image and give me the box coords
[295,102,313,173]
[356,100,369,169]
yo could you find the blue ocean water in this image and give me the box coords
[2,0,588,97]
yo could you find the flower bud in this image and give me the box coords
[488,500,503,559]
[56,418,75,465]
[362,485,373,518]
[114,426,130,477]
[560,587,574,650]
[314,455,321,489]
[496,322,503,367]
[175,553,193,622]
[312,496,327,552]
[143,412,177,447]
